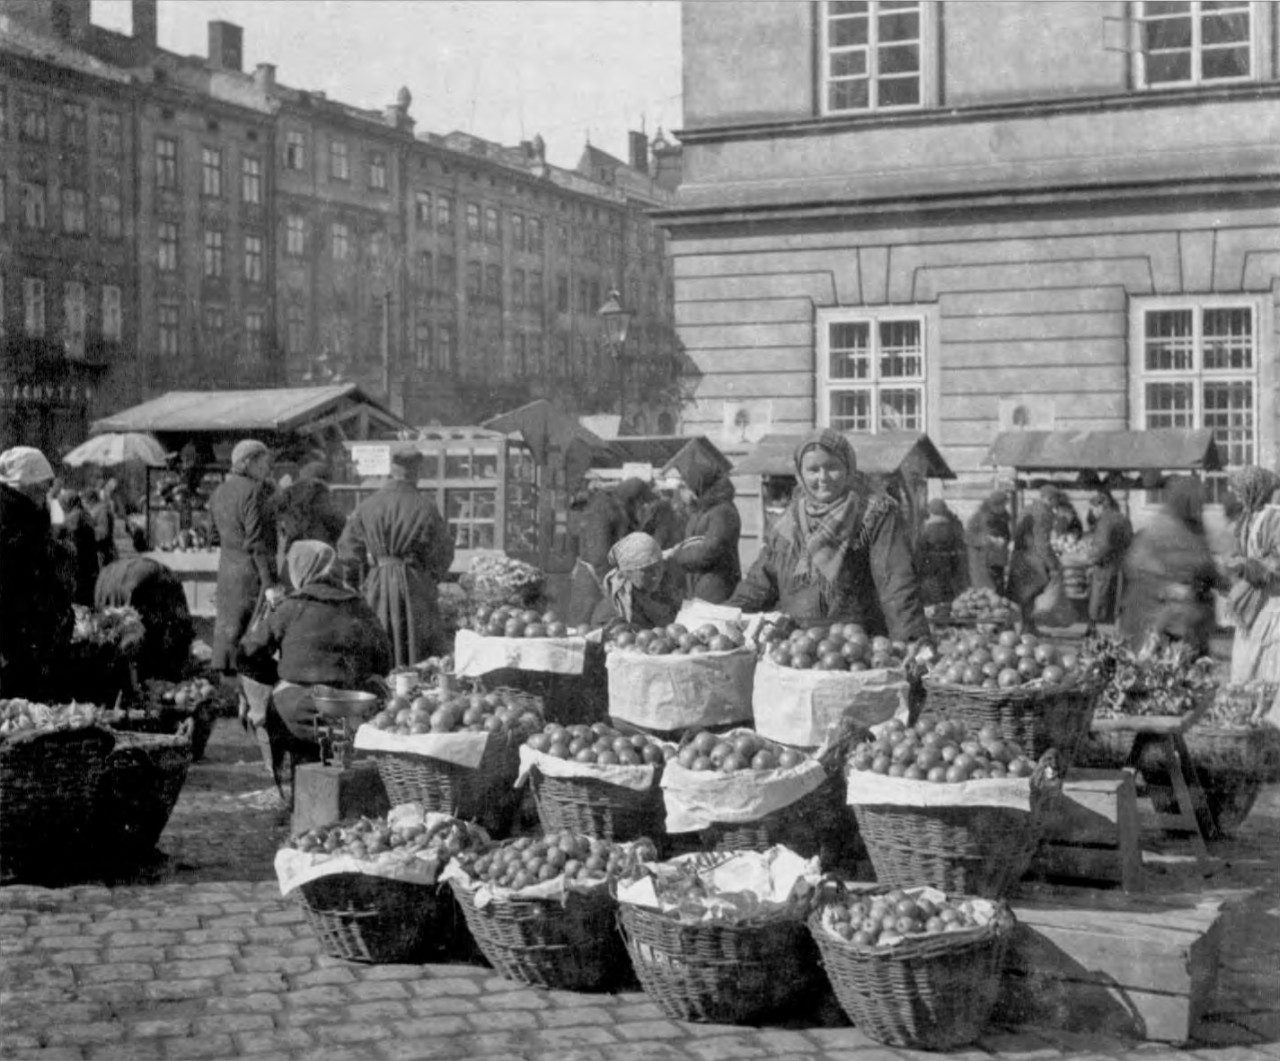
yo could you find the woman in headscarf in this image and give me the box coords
[917,498,968,606]
[965,490,1011,592]
[95,556,194,681]
[1226,466,1280,683]
[668,465,740,604]
[1007,483,1062,634]
[1119,477,1226,658]
[1082,489,1133,636]
[566,477,656,627]
[590,531,684,629]
[239,540,393,786]
[727,430,928,641]
[209,439,280,673]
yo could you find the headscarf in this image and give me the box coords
[926,498,949,519]
[603,532,663,622]
[286,539,337,590]
[230,439,268,476]
[1230,466,1279,549]
[0,446,55,487]
[783,429,864,587]
[1163,477,1205,534]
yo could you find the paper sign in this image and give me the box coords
[350,443,392,478]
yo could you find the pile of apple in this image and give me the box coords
[930,629,1083,689]
[607,622,744,656]
[819,887,991,947]
[674,729,806,774]
[148,677,220,715]
[849,716,1035,782]
[759,620,907,672]
[470,604,585,639]
[943,588,1016,625]
[369,687,543,739]
[0,699,103,739]
[288,814,486,865]
[453,832,658,890]
[526,721,667,766]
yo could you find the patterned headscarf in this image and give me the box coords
[781,429,865,587]
[1230,466,1280,551]
[286,540,336,589]
[603,532,663,621]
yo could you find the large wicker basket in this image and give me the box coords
[295,874,460,963]
[449,879,626,991]
[808,899,1015,1050]
[94,730,192,855]
[1153,726,1280,837]
[0,725,116,879]
[530,769,665,844]
[617,903,819,1023]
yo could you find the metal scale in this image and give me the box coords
[309,687,378,767]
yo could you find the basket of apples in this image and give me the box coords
[356,685,544,837]
[604,622,755,733]
[846,717,1061,898]
[808,882,1015,1050]
[929,588,1017,631]
[454,604,590,679]
[519,721,672,844]
[277,810,488,963]
[442,831,657,991]
[922,629,1096,767]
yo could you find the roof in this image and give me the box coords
[591,436,731,476]
[482,400,609,465]
[91,385,406,437]
[986,429,1223,472]
[733,432,955,479]
[0,17,132,84]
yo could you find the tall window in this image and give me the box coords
[529,271,543,306]
[822,0,923,113]
[437,323,455,371]
[23,278,46,337]
[201,147,222,197]
[286,305,306,356]
[202,305,225,340]
[244,235,264,283]
[1138,1,1253,87]
[465,260,482,300]
[438,254,456,294]
[331,222,350,261]
[466,202,481,241]
[21,182,46,230]
[157,303,180,357]
[61,188,87,234]
[485,207,500,244]
[1131,297,1263,501]
[329,139,349,180]
[20,94,46,141]
[485,264,502,305]
[415,317,431,368]
[157,221,179,272]
[99,111,123,155]
[244,310,264,359]
[63,282,86,358]
[286,214,306,256]
[99,192,122,239]
[511,268,525,308]
[0,176,5,225]
[511,213,525,251]
[817,308,928,432]
[241,155,262,204]
[102,285,122,342]
[415,192,432,224]
[417,251,433,293]
[556,274,569,313]
[62,103,86,149]
[155,136,178,189]
[369,151,388,190]
[528,217,543,252]
[437,195,453,232]
[203,229,224,278]
[284,130,306,170]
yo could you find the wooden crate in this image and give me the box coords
[1026,768,1143,892]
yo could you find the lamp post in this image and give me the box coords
[597,288,635,432]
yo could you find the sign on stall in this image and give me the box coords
[350,443,392,478]
[621,462,653,481]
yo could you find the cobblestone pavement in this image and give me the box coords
[1,721,1278,1061]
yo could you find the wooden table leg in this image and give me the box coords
[1125,734,1217,856]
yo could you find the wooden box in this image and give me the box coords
[1026,768,1143,891]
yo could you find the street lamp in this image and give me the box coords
[597,288,635,430]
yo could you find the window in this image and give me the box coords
[203,229,224,278]
[60,188,87,234]
[286,305,306,356]
[329,139,349,180]
[438,254,456,293]
[99,193,122,238]
[331,222,350,261]
[817,308,927,432]
[417,251,433,292]
[529,217,543,253]
[515,333,527,374]
[20,93,46,141]
[157,303,179,357]
[244,235,264,283]
[0,176,5,225]
[822,0,923,113]
[556,274,569,313]
[511,213,525,251]
[466,202,481,241]
[437,323,455,371]
[511,268,525,308]
[529,271,543,307]
[1138,1,1253,87]
[1131,297,1264,501]
[415,192,432,224]
[62,282,86,358]
[286,214,306,256]
[201,305,225,340]
[590,280,601,313]
[201,147,222,198]
[23,278,46,337]
[465,260,482,300]
[244,310,264,360]
[437,195,453,231]
[155,136,178,189]
[102,285,122,342]
[99,111,123,156]
[157,221,179,272]
[241,155,262,204]
[284,130,306,170]
[485,264,502,305]
[62,103,86,149]
[415,317,431,368]
[369,151,388,190]
[578,277,592,314]
[21,182,46,230]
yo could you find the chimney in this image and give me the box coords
[254,63,276,91]
[208,20,243,72]
[131,0,157,48]
[628,130,649,174]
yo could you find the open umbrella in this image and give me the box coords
[62,432,170,468]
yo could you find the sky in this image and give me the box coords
[90,0,683,167]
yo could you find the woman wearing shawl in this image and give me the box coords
[566,477,656,627]
[965,490,1011,592]
[727,430,928,641]
[1083,489,1132,635]
[1226,466,1280,683]
[669,465,740,603]
[1007,483,1062,634]
[1119,477,1226,658]
[590,532,684,629]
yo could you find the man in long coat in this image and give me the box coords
[338,449,454,666]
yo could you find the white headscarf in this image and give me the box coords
[0,446,55,487]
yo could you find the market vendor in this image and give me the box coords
[567,477,657,626]
[668,465,740,604]
[95,556,194,681]
[1082,489,1132,637]
[209,439,281,673]
[338,448,453,666]
[591,531,684,629]
[1007,483,1061,635]
[965,490,1011,592]
[917,498,968,606]
[1226,466,1280,684]
[0,446,74,698]
[726,429,928,641]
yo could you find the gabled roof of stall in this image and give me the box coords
[733,432,955,479]
[987,429,1222,472]
[482,399,609,464]
[590,436,732,476]
[92,385,406,437]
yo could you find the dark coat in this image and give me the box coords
[917,515,968,606]
[57,506,101,606]
[275,480,347,567]
[965,502,1010,591]
[727,488,929,641]
[1085,507,1133,624]
[338,480,454,666]
[674,476,741,604]
[1007,500,1058,606]
[0,484,73,698]
[568,488,640,626]
[209,472,279,671]
[89,499,118,566]
[95,557,194,681]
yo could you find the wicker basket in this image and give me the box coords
[94,730,192,855]
[449,879,626,991]
[295,874,460,963]
[808,900,1015,1049]
[0,725,116,879]
[699,773,857,868]
[617,903,819,1023]
[851,756,1060,898]
[530,769,665,843]
[1146,726,1280,837]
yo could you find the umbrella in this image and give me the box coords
[62,432,170,468]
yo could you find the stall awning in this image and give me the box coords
[734,431,955,479]
[482,399,609,466]
[590,435,732,483]
[986,429,1222,472]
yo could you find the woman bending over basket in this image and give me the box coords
[591,531,684,630]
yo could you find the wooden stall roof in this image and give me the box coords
[986,429,1222,472]
[91,385,407,440]
[482,399,609,465]
[589,435,733,480]
[734,431,956,479]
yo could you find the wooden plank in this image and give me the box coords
[941,313,1124,343]
[1040,771,1135,843]
[1005,921,1207,995]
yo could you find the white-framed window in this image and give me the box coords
[331,222,349,261]
[821,0,926,115]
[21,181,46,230]
[286,214,306,256]
[414,317,431,368]
[157,302,180,357]
[99,111,123,156]
[61,188,87,234]
[23,277,46,337]
[203,229,224,279]
[1136,1,1254,88]
[415,192,432,224]
[201,305,225,341]
[437,322,455,371]
[101,285,122,342]
[329,139,349,181]
[63,282,86,358]
[201,146,222,198]
[157,221,179,272]
[1130,295,1267,502]
[62,103,87,150]
[244,310,264,360]
[368,151,387,191]
[155,136,178,189]
[241,155,262,204]
[816,307,928,433]
[284,130,306,171]
[244,234,264,283]
[437,195,454,232]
